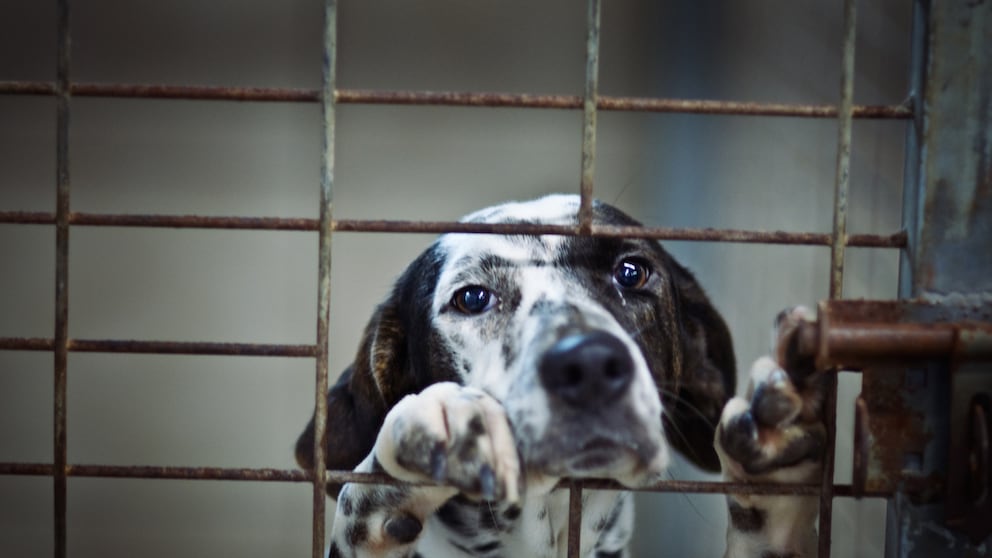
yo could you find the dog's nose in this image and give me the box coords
[539,331,634,407]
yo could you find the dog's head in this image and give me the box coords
[297,194,735,490]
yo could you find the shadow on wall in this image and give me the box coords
[0,1,908,557]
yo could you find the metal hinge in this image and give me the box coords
[794,299,992,543]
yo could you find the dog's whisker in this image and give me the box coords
[658,387,718,429]
[485,500,500,531]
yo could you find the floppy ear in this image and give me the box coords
[294,303,402,495]
[660,257,737,473]
[294,247,452,495]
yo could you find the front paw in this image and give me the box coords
[374,382,522,503]
[716,307,827,482]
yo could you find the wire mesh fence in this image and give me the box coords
[0,0,911,556]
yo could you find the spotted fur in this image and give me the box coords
[296,195,825,557]
[716,307,827,558]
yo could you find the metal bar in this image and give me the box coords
[52,0,71,555]
[0,80,913,119]
[889,0,992,550]
[567,481,583,558]
[0,211,59,225]
[68,465,311,482]
[0,337,56,351]
[577,0,601,234]
[818,372,840,558]
[0,462,893,498]
[818,0,859,555]
[311,1,337,556]
[0,211,908,248]
[69,213,320,230]
[70,339,316,357]
[0,81,57,95]
[829,0,857,301]
[72,83,320,102]
[0,337,317,357]
[2,318,970,362]
[569,1,600,550]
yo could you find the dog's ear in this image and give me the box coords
[295,248,450,495]
[293,303,402,493]
[661,257,737,473]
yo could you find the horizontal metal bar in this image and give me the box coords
[794,301,992,368]
[0,463,310,482]
[0,462,885,497]
[69,213,320,230]
[0,337,317,357]
[0,211,319,229]
[0,80,912,119]
[0,211,908,247]
[596,95,911,119]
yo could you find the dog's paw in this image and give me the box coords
[374,382,522,503]
[716,307,827,482]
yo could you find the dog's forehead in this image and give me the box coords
[435,232,563,282]
[435,194,581,281]
[458,193,581,226]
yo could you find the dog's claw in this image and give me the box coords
[376,382,519,504]
[479,463,496,500]
[430,442,447,482]
[384,513,423,544]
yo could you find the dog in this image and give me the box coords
[295,194,827,558]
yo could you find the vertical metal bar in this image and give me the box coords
[566,481,582,558]
[889,0,992,552]
[820,0,857,555]
[897,0,927,302]
[829,0,856,302]
[571,2,599,549]
[577,0,601,233]
[53,0,71,556]
[312,0,337,556]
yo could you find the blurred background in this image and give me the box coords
[0,0,908,556]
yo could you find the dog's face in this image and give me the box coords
[297,195,736,490]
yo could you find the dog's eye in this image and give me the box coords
[451,286,498,314]
[613,258,651,289]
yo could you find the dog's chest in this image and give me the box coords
[416,490,630,557]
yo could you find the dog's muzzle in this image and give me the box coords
[538,330,634,408]
[504,325,667,486]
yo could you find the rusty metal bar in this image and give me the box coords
[818,0,859,555]
[822,324,955,363]
[52,0,71,555]
[67,465,310,482]
[794,302,992,369]
[568,481,583,558]
[818,372,839,558]
[69,212,320,230]
[73,83,320,102]
[336,89,580,109]
[0,337,317,357]
[0,80,914,119]
[829,0,857,301]
[0,337,56,351]
[0,211,908,248]
[569,0,600,549]
[310,0,337,556]
[0,461,892,498]
[0,81,57,95]
[577,0,601,235]
[69,339,317,357]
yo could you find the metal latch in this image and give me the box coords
[792,299,992,542]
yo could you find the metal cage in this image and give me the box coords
[1,0,989,556]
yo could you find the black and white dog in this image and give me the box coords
[296,195,827,558]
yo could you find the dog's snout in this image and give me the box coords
[539,331,634,407]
